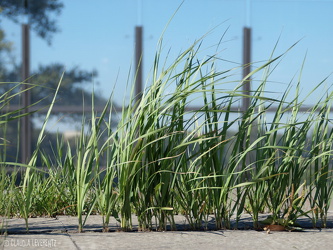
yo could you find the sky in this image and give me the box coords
[3,0,333,109]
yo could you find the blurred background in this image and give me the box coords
[0,0,332,163]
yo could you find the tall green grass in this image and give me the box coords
[1,34,333,233]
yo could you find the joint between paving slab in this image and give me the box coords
[57,216,81,250]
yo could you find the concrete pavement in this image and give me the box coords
[1,214,333,250]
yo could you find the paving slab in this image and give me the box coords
[1,214,333,250]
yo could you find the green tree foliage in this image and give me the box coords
[0,29,14,80]
[0,0,63,44]
[31,64,102,107]
[0,0,108,111]
[0,1,112,164]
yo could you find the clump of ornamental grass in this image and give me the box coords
[307,93,333,228]
[15,76,62,232]
[1,78,63,232]
[1,29,333,233]
[107,30,333,231]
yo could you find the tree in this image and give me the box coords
[0,29,14,81]
[0,0,108,114]
[0,1,113,163]
[0,0,107,108]
[0,0,64,44]
[31,64,101,106]
[0,61,109,163]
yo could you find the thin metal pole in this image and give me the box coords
[135,26,143,103]
[21,23,31,163]
[242,27,251,111]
